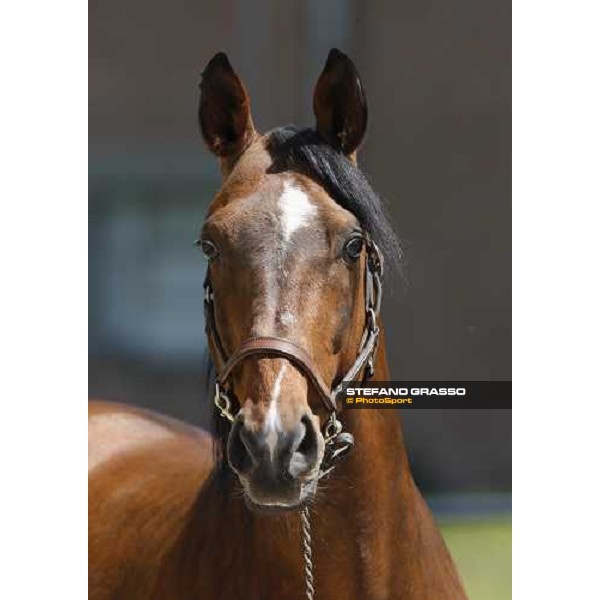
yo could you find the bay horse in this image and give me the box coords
[89,49,467,599]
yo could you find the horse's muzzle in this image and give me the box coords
[227,411,324,510]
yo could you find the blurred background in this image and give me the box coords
[89,1,511,596]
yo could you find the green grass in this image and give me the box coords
[440,519,511,600]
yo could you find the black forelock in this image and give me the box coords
[265,126,403,278]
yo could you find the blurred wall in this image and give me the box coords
[89,0,511,492]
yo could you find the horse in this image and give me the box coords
[89,49,467,600]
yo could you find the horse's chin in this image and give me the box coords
[241,477,318,515]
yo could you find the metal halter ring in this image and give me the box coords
[214,383,235,422]
[323,413,343,443]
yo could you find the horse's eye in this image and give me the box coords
[343,236,364,262]
[196,239,219,260]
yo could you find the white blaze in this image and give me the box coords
[278,310,295,328]
[266,364,287,432]
[262,181,316,446]
[278,181,318,244]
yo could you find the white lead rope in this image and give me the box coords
[300,505,315,600]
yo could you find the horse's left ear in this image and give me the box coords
[313,49,368,159]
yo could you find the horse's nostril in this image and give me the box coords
[227,417,253,475]
[297,416,316,456]
[288,415,319,478]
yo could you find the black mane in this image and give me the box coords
[266,126,403,276]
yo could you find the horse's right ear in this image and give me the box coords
[313,49,367,159]
[199,53,256,160]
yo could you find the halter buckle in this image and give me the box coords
[367,239,384,277]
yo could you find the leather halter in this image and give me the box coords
[203,235,384,425]
[219,337,335,411]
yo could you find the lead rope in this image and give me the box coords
[298,416,360,600]
[301,505,315,600]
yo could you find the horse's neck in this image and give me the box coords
[302,335,467,599]
[164,335,466,599]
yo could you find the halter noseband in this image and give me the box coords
[203,235,384,454]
